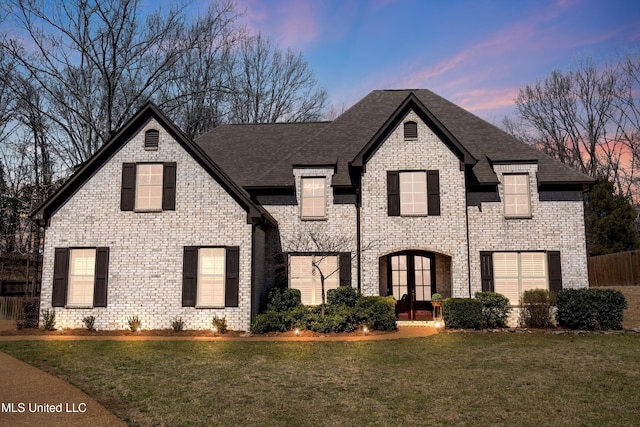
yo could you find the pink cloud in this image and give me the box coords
[234,0,324,48]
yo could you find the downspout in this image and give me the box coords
[464,172,472,298]
[356,187,362,293]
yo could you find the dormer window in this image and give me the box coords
[404,121,417,139]
[301,177,326,220]
[145,129,159,150]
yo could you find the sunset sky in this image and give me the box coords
[229,0,640,123]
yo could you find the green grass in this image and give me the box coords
[1,333,639,426]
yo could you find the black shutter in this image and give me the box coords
[121,163,136,211]
[52,248,69,307]
[182,247,198,307]
[387,171,400,216]
[93,247,110,307]
[162,162,177,211]
[480,252,494,292]
[339,252,351,286]
[225,246,240,307]
[427,170,441,216]
[548,251,562,294]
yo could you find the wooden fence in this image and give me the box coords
[588,250,640,287]
[0,297,24,320]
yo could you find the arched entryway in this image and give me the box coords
[379,250,451,321]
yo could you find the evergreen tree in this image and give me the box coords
[585,178,640,256]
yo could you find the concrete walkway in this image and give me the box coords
[0,351,127,427]
[0,326,437,426]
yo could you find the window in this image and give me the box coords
[136,164,164,210]
[400,171,427,215]
[51,247,109,308]
[388,171,440,216]
[121,163,176,211]
[197,248,226,307]
[504,174,531,217]
[145,129,159,149]
[290,255,339,305]
[493,252,547,305]
[182,246,239,308]
[404,121,418,139]
[301,177,326,219]
[67,249,96,306]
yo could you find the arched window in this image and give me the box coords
[404,121,417,139]
[145,129,159,149]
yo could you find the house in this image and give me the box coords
[32,89,593,330]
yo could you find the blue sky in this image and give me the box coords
[231,0,640,123]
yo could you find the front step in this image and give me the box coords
[397,320,442,328]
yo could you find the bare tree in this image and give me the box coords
[281,226,376,317]
[227,33,327,123]
[505,55,640,203]
[157,1,244,138]
[0,0,211,167]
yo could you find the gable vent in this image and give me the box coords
[145,129,160,149]
[404,121,417,139]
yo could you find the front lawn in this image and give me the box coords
[0,333,639,426]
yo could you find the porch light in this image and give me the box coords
[362,326,368,335]
[434,321,443,329]
[294,328,300,336]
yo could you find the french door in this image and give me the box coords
[388,252,435,320]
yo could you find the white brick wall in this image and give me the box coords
[40,118,254,331]
[264,167,358,285]
[358,110,589,307]
[468,163,589,294]
[360,111,468,297]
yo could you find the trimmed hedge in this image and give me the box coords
[266,287,301,312]
[354,296,397,331]
[251,287,396,333]
[557,288,627,330]
[327,286,361,307]
[520,289,555,328]
[442,298,483,329]
[474,292,510,328]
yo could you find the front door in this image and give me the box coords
[388,252,435,321]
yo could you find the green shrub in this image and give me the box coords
[475,292,510,328]
[286,305,314,330]
[16,298,39,329]
[520,289,555,328]
[127,315,142,332]
[171,317,185,332]
[442,298,483,329]
[267,287,302,312]
[251,311,288,333]
[82,315,96,331]
[354,296,397,331]
[327,286,360,307]
[211,315,227,334]
[41,309,56,331]
[557,288,627,330]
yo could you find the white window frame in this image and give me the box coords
[300,177,326,220]
[289,254,339,305]
[493,251,548,305]
[503,173,531,218]
[135,163,164,211]
[67,248,96,307]
[196,247,226,308]
[400,171,427,216]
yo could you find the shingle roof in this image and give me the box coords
[32,102,277,226]
[196,89,594,188]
